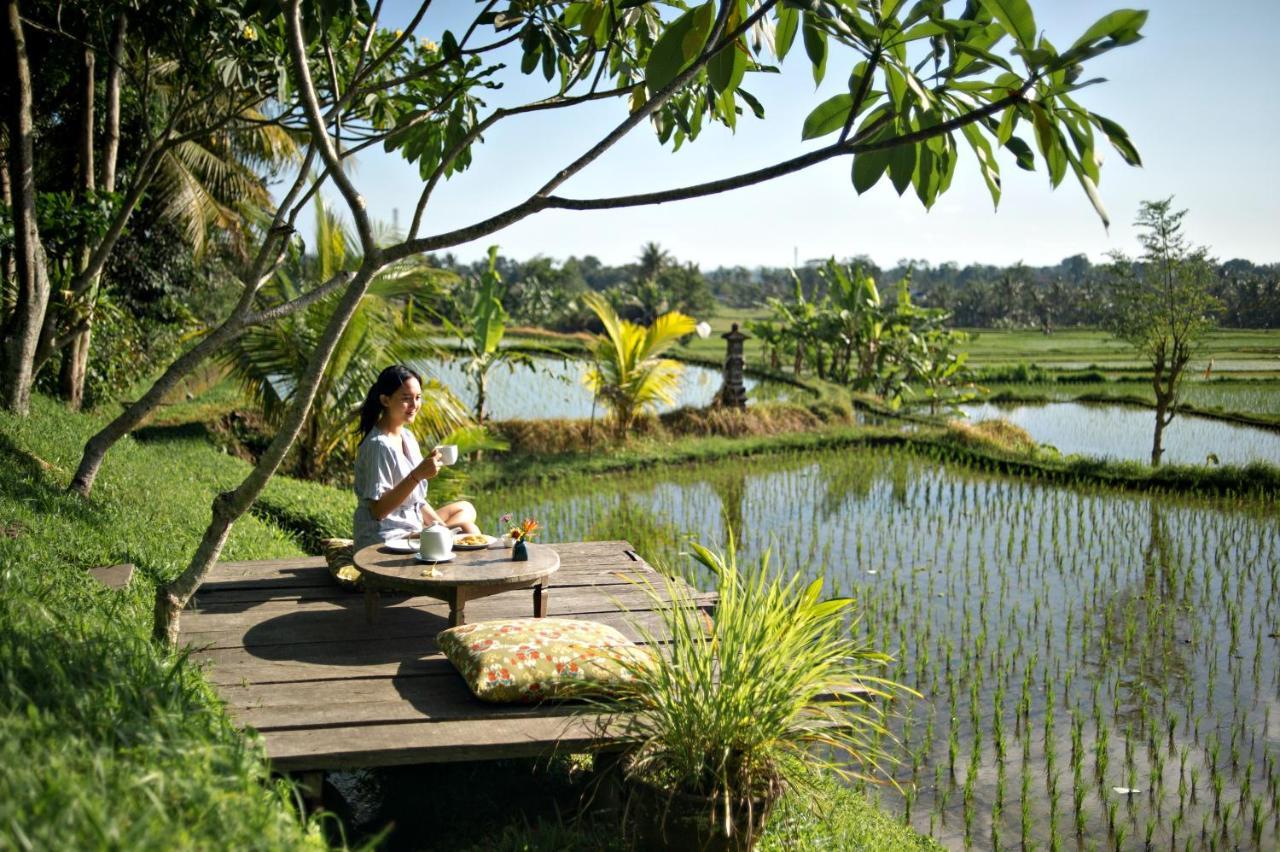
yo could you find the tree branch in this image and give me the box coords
[407,84,631,239]
[284,0,377,252]
[386,79,1032,261]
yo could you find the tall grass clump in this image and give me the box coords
[608,540,915,844]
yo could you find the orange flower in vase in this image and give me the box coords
[506,517,539,562]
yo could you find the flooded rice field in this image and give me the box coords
[479,449,1280,850]
[416,356,761,420]
[961,401,1280,467]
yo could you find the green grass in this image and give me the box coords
[959,328,1280,375]
[0,397,320,850]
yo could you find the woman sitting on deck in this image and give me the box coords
[353,365,480,549]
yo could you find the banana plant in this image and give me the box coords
[443,245,557,423]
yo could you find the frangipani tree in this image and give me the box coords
[582,290,697,437]
[220,197,467,481]
[13,0,1145,641]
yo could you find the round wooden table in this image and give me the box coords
[353,541,560,629]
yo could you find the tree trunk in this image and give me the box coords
[154,265,377,644]
[1150,398,1167,467]
[70,310,253,496]
[60,19,120,411]
[1,0,50,415]
[69,146,327,498]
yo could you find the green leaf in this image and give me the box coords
[953,41,1013,73]
[852,148,893,194]
[913,145,939,208]
[645,2,715,92]
[888,142,917,196]
[708,6,747,94]
[802,13,827,86]
[1090,112,1142,167]
[1003,134,1035,170]
[801,93,854,141]
[961,123,1001,209]
[1070,9,1147,52]
[774,6,799,61]
[996,105,1017,144]
[737,87,766,119]
[978,0,1037,49]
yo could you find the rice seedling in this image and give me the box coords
[483,444,1280,849]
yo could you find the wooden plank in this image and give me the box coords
[204,540,638,580]
[225,676,588,732]
[264,714,631,771]
[180,541,715,770]
[183,606,697,652]
[187,584,711,622]
[192,566,666,606]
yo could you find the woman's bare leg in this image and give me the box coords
[437,500,480,534]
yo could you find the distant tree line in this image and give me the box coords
[423,242,716,333]
[427,250,1278,331]
[708,254,1279,329]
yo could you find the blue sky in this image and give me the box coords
[325,1,1279,270]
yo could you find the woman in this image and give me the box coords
[353,365,480,549]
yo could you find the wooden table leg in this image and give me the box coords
[448,587,467,627]
[533,583,548,618]
[364,586,380,624]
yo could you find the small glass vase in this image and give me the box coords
[511,538,529,561]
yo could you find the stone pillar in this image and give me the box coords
[718,323,748,408]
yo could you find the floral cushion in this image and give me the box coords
[438,618,651,703]
[320,538,362,591]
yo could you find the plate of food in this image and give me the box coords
[453,532,497,550]
[384,537,420,553]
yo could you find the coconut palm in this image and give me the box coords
[221,198,469,481]
[581,290,695,439]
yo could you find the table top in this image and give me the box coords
[353,541,560,590]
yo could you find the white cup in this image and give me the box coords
[435,444,458,466]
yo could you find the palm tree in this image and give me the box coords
[221,198,469,481]
[636,241,671,282]
[581,290,695,439]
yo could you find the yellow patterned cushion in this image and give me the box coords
[438,618,651,703]
[320,538,362,590]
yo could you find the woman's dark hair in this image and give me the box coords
[359,364,423,437]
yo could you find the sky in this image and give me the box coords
[315,0,1280,271]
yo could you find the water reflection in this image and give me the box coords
[414,356,762,421]
[960,401,1280,466]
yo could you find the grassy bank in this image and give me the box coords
[0,396,936,850]
[0,397,321,850]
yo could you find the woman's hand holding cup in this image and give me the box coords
[413,450,443,483]
[434,444,459,466]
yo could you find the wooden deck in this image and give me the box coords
[182,540,713,773]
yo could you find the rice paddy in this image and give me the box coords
[414,357,758,420]
[960,402,1280,466]
[980,381,1280,419]
[479,449,1280,850]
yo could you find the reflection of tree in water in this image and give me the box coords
[586,494,687,579]
[707,466,747,543]
[1089,502,1193,721]
[818,453,879,520]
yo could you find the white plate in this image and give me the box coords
[453,533,497,550]
[384,538,419,553]
[414,552,457,564]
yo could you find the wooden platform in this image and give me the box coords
[182,540,714,773]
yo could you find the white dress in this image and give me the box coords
[352,427,427,549]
